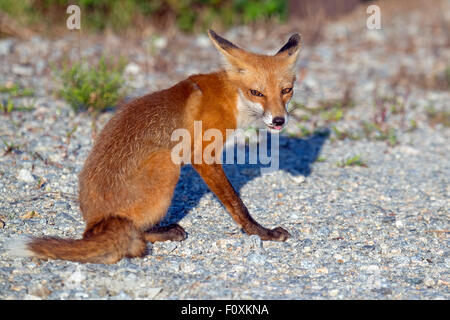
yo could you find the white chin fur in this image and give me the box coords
[5,236,35,258]
[267,126,284,134]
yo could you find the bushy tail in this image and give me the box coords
[7,217,147,264]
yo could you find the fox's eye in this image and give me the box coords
[250,89,264,97]
[281,88,293,94]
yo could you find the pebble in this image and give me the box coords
[424,278,435,287]
[329,289,339,297]
[12,64,33,76]
[247,253,267,265]
[361,265,380,273]
[17,169,35,183]
[289,174,306,184]
[179,262,196,273]
[395,220,404,228]
[0,39,13,55]
[124,63,141,75]
[242,234,264,255]
[153,37,167,49]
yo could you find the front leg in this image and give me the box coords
[192,163,290,241]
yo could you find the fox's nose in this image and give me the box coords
[272,117,285,126]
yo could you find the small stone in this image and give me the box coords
[215,238,238,251]
[395,220,404,228]
[233,265,246,273]
[334,254,344,263]
[153,37,167,49]
[406,278,423,285]
[437,280,449,286]
[146,288,162,298]
[398,146,419,155]
[125,63,141,75]
[21,211,41,220]
[179,262,196,273]
[247,253,267,265]
[18,169,35,183]
[330,230,340,238]
[361,265,380,273]
[30,285,51,299]
[372,287,392,296]
[382,216,396,223]
[242,234,263,255]
[317,226,330,237]
[290,212,299,219]
[424,278,435,287]
[112,291,132,300]
[290,174,306,184]
[0,39,13,55]
[316,267,328,274]
[12,64,33,76]
[164,242,177,253]
[329,289,339,297]
[301,260,315,269]
[64,267,86,289]
[0,219,4,228]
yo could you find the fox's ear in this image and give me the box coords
[276,34,301,65]
[208,29,247,72]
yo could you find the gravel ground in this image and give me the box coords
[0,2,449,299]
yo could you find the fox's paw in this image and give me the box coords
[264,227,290,242]
[168,224,187,242]
[144,224,187,243]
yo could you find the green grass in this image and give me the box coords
[291,96,355,124]
[0,98,35,114]
[426,105,450,128]
[331,126,360,141]
[315,156,326,163]
[321,107,344,122]
[296,124,312,138]
[1,0,287,33]
[0,83,36,114]
[361,121,398,147]
[407,119,418,132]
[0,83,34,97]
[336,155,367,168]
[1,137,21,155]
[56,56,128,115]
[0,99,14,114]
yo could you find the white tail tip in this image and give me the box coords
[5,236,35,258]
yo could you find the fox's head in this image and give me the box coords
[208,29,301,132]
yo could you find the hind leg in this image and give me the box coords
[121,150,182,233]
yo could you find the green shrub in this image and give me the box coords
[56,56,128,115]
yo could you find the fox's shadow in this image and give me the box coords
[161,130,329,227]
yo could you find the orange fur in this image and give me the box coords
[14,30,301,264]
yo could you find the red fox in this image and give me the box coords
[8,30,301,264]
